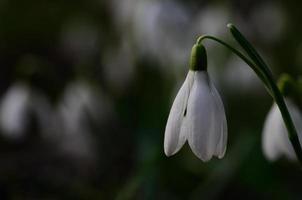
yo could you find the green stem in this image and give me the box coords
[197,25,302,163]
[227,24,274,81]
[227,24,302,163]
[197,35,272,96]
[272,83,302,162]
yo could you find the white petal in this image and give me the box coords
[164,71,194,156]
[210,82,227,159]
[262,101,297,161]
[187,71,223,161]
[286,100,302,145]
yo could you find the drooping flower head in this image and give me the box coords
[262,99,302,161]
[262,74,302,162]
[164,43,227,161]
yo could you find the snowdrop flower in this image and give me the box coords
[0,82,52,140]
[164,43,227,161]
[262,99,302,161]
[56,81,113,161]
[0,83,30,139]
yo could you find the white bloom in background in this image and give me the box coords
[0,83,30,139]
[111,0,192,75]
[57,81,113,160]
[132,0,191,74]
[0,83,53,140]
[164,70,227,161]
[262,99,302,161]
[192,5,230,39]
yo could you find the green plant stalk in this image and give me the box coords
[227,24,302,162]
[272,83,302,162]
[227,24,274,80]
[197,27,302,163]
[197,35,273,99]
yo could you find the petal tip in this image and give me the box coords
[164,149,173,157]
[164,145,176,157]
[215,146,227,159]
[200,155,213,162]
[217,153,225,159]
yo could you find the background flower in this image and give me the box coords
[262,99,302,161]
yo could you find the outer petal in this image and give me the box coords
[210,81,227,159]
[262,101,297,161]
[187,71,223,161]
[286,100,302,145]
[164,71,194,156]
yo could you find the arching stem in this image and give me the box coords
[197,35,272,98]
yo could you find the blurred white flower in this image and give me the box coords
[262,99,302,161]
[110,0,234,78]
[111,0,192,75]
[0,83,53,140]
[0,83,30,138]
[133,0,191,72]
[57,81,113,160]
[164,70,227,161]
[0,80,116,166]
[192,5,230,40]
